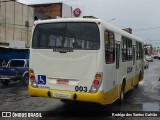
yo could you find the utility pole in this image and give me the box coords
[5,1,6,42]
[13,1,15,40]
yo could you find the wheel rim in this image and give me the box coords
[24,75,29,85]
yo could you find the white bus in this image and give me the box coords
[29,18,144,105]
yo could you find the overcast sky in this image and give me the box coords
[18,0,160,48]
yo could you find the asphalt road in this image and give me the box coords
[0,59,160,120]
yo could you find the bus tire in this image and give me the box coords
[135,81,139,88]
[22,74,29,86]
[135,72,141,88]
[1,80,10,86]
[119,82,125,105]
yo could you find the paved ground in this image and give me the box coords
[0,59,160,120]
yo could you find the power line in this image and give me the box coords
[144,39,160,41]
[135,33,160,36]
[133,26,160,31]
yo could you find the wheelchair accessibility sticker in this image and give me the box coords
[38,75,46,84]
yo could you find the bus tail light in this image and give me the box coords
[29,69,35,81]
[29,69,38,88]
[30,76,36,81]
[93,80,99,86]
[29,70,34,76]
[90,73,103,93]
[95,74,102,80]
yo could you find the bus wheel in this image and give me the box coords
[119,82,125,105]
[1,80,10,86]
[135,72,141,88]
[135,82,139,88]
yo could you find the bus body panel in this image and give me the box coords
[30,50,98,91]
[28,84,120,105]
[29,18,144,105]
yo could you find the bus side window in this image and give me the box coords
[104,30,115,64]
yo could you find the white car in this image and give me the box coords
[145,55,153,62]
[158,53,160,60]
[144,59,149,69]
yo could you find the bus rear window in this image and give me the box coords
[32,22,100,50]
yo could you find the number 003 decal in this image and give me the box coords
[75,86,87,92]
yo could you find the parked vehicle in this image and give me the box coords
[144,59,149,69]
[0,59,29,86]
[158,52,160,60]
[152,54,158,59]
[145,55,153,62]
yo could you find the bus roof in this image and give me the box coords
[34,18,143,43]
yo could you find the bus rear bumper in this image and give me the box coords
[28,85,114,105]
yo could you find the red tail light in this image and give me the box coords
[93,80,99,86]
[29,69,38,88]
[30,76,35,81]
[90,73,103,93]
[29,69,36,81]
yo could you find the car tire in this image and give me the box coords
[22,74,29,86]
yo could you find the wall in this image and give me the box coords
[0,1,34,46]
[32,3,62,18]
[62,3,72,18]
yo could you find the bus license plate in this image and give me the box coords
[53,92,71,99]
[57,79,69,85]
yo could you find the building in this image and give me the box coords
[144,44,153,55]
[30,3,72,20]
[0,0,34,47]
[122,28,132,34]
